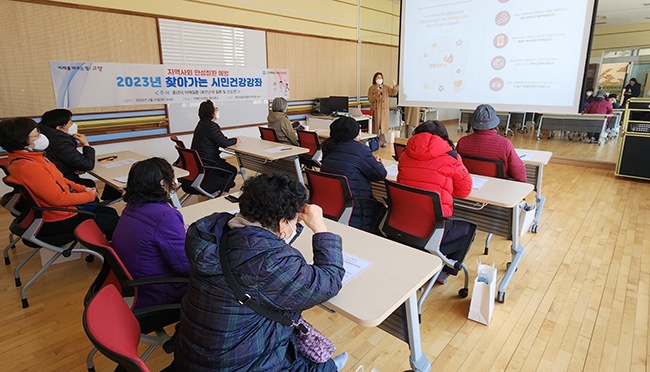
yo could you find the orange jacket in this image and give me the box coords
[7,151,95,222]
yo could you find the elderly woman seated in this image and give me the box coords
[111,157,189,309]
[173,173,348,371]
[0,117,118,239]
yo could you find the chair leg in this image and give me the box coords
[20,251,62,308]
[417,270,441,315]
[4,234,21,265]
[140,329,171,361]
[458,263,469,298]
[14,248,40,287]
[484,233,493,255]
[86,347,98,372]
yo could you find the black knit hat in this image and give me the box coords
[329,116,360,141]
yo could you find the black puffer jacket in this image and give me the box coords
[320,140,387,231]
[190,119,237,166]
[38,124,95,181]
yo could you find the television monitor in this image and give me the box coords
[328,96,349,114]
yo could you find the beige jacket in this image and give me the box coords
[367,83,398,135]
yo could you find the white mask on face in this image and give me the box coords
[215,110,221,120]
[32,134,49,151]
[67,122,78,136]
[376,78,383,85]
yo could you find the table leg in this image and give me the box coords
[533,165,546,229]
[405,292,432,372]
[235,154,248,181]
[497,206,526,303]
[293,157,305,185]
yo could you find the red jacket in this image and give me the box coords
[7,151,95,222]
[397,133,472,216]
[584,98,613,116]
[456,130,527,182]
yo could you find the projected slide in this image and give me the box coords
[399,0,596,113]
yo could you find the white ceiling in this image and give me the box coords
[596,0,650,25]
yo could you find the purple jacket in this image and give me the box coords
[112,202,189,309]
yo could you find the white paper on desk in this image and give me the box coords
[471,176,488,190]
[342,252,373,285]
[384,164,398,177]
[101,158,137,169]
[265,146,293,154]
[113,176,129,183]
[516,151,527,159]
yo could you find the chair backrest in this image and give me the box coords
[83,284,150,372]
[297,130,321,157]
[75,219,136,304]
[381,179,445,250]
[170,135,186,149]
[3,177,43,236]
[0,160,24,217]
[304,169,353,224]
[175,147,205,182]
[170,136,186,168]
[259,127,280,142]
[460,154,505,178]
[393,142,406,161]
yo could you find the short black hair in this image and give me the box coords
[239,173,307,231]
[40,109,73,129]
[0,117,38,152]
[123,157,176,205]
[413,120,455,149]
[198,100,215,121]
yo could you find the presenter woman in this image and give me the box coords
[367,72,398,148]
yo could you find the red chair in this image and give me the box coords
[175,147,235,206]
[297,130,322,168]
[3,177,101,308]
[459,154,505,254]
[259,127,280,142]
[82,285,175,372]
[304,169,353,225]
[75,219,186,372]
[380,180,476,314]
[460,154,505,178]
[393,142,406,161]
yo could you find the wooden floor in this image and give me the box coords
[1,134,648,371]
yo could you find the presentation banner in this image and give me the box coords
[49,61,290,108]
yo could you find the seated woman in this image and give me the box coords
[111,157,189,309]
[0,118,118,239]
[174,173,347,371]
[398,120,473,283]
[190,99,239,193]
[267,97,300,146]
[38,109,121,201]
[456,104,526,182]
[320,116,387,233]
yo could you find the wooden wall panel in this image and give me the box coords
[267,32,357,101]
[0,0,162,117]
[360,43,399,94]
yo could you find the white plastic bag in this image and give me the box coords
[518,202,535,235]
[468,260,497,325]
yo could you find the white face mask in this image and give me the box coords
[32,133,49,151]
[376,78,383,85]
[215,110,221,120]
[67,122,78,136]
[284,222,297,244]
